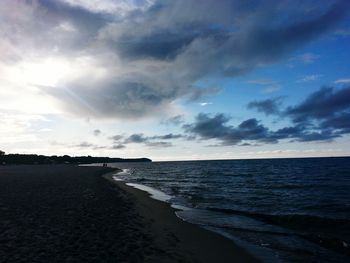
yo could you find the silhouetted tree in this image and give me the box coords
[0,152,151,165]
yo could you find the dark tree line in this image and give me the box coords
[0,152,151,165]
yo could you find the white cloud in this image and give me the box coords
[199,102,213,106]
[334,78,350,84]
[299,53,320,64]
[0,110,51,145]
[297,74,322,82]
[246,79,281,94]
[37,128,53,132]
[260,85,281,94]
[246,79,277,85]
[60,0,153,15]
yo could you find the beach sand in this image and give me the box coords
[0,165,257,262]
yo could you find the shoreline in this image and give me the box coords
[103,169,258,263]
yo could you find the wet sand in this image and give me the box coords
[0,165,257,262]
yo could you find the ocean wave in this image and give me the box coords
[117,168,131,176]
[109,158,350,261]
[126,183,172,203]
[112,175,124,181]
[207,207,350,229]
[206,207,350,256]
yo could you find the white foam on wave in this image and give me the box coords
[112,170,192,212]
[126,183,172,202]
[118,168,131,176]
[125,183,192,212]
[112,169,130,181]
[112,175,124,181]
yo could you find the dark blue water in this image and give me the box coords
[108,157,350,262]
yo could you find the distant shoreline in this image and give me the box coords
[0,153,151,165]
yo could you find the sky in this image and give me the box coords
[1,0,350,161]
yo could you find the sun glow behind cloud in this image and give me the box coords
[14,58,70,87]
[0,58,71,115]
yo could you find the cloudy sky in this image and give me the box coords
[1,0,350,161]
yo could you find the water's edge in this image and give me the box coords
[112,170,272,262]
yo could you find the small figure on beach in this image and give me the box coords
[103,163,107,167]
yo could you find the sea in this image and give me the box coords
[105,157,350,262]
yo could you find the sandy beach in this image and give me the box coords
[0,165,257,262]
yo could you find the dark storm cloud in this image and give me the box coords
[183,113,231,139]
[321,112,350,132]
[46,76,220,119]
[1,0,111,61]
[228,1,348,68]
[245,86,350,143]
[183,110,345,145]
[44,80,182,119]
[149,133,183,140]
[7,0,346,119]
[272,126,303,140]
[109,135,124,142]
[120,133,183,143]
[114,0,348,65]
[73,142,107,150]
[109,1,233,61]
[271,126,341,142]
[183,113,275,145]
[247,97,284,116]
[115,27,201,60]
[283,86,350,139]
[285,86,350,123]
[111,144,126,150]
[38,0,108,33]
[73,141,126,150]
[145,141,173,148]
[108,133,180,147]
[126,133,178,147]
[240,142,253,146]
[124,133,148,143]
[248,86,350,123]
[160,115,185,126]
[297,131,340,142]
[75,141,94,148]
